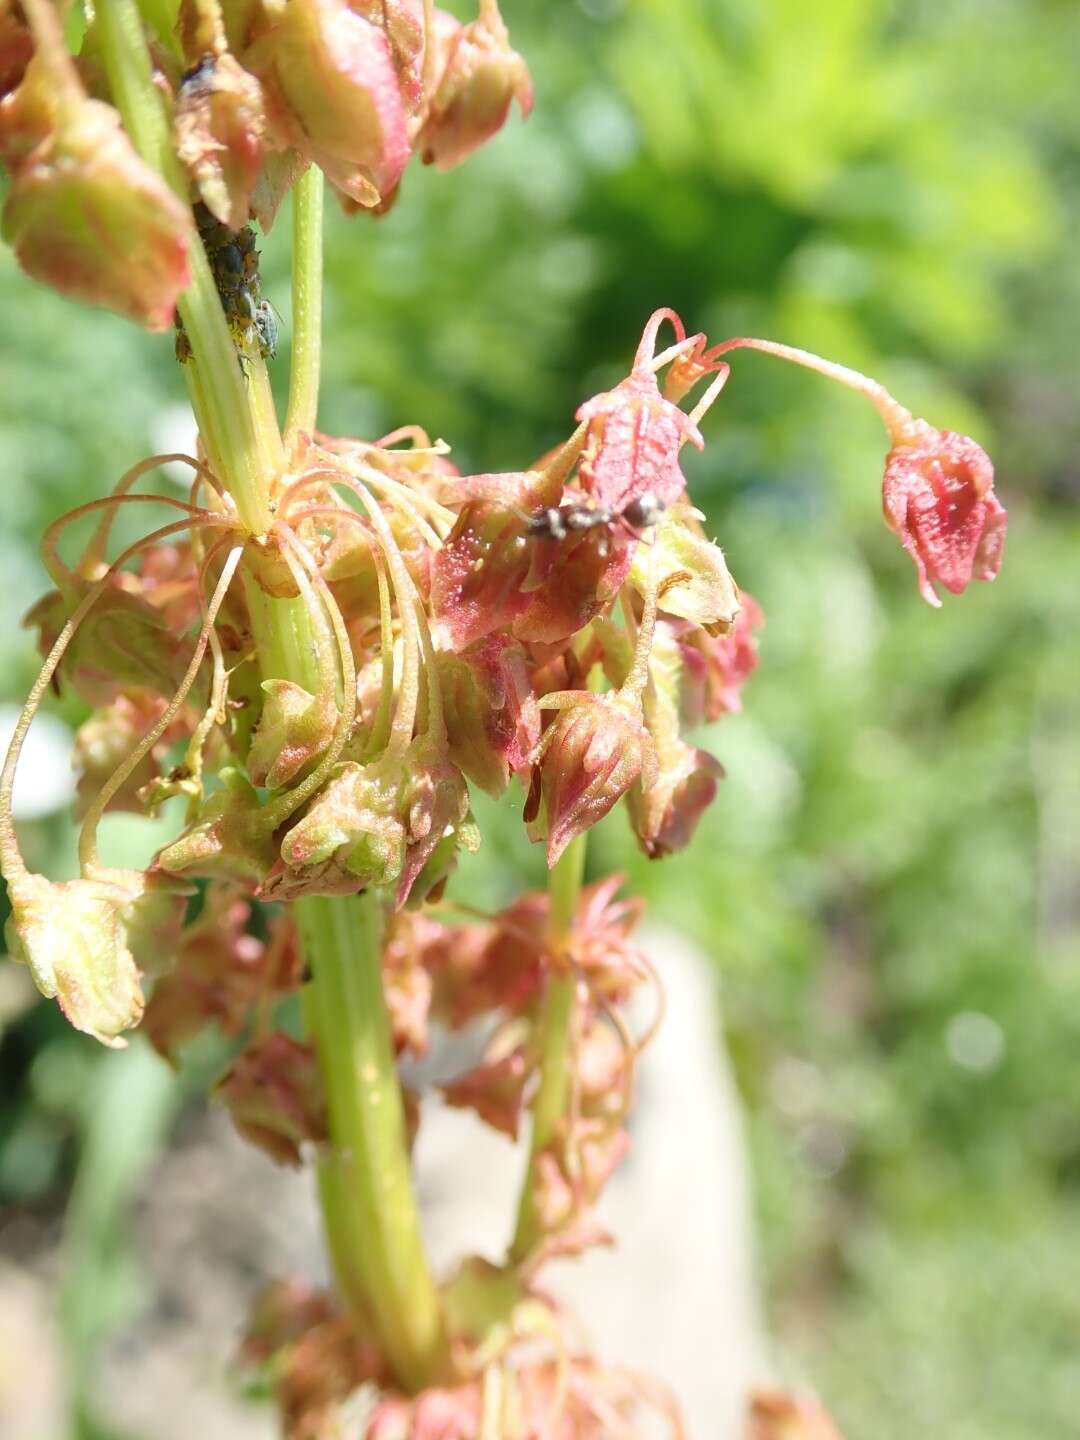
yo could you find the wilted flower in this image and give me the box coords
[144,888,300,1062]
[882,423,1007,607]
[352,0,425,110]
[629,738,722,859]
[748,1389,846,1440]
[674,593,764,725]
[417,0,532,171]
[441,1035,529,1139]
[25,576,198,709]
[432,465,634,650]
[156,767,277,884]
[5,870,147,1046]
[272,738,469,905]
[247,679,336,789]
[437,636,539,796]
[73,693,177,819]
[533,692,657,867]
[629,508,741,629]
[242,1279,383,1440]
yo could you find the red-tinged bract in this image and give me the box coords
[882,424,1006,607]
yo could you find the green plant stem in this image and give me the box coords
[96,0,280,533]
[96,0,445,1392]
[509,833,588,1262]
[298,894,448,1389]
[285,166,325,443]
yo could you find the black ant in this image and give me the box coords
[524,490,666,544]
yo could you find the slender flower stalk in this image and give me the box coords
[510,832,588,1262]
[285,165,325,444]
[298,892,448,1389]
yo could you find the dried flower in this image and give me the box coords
[174,51,266,231]
[217,1032,328,1166]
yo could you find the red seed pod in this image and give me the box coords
[1,88,191,330]
[882,424,1006,607]
[417,0,532,170]
[243,0,410,209]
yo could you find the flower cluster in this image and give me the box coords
[233,876,681,1438]
[0,0,530,325]
[0,3,1006,1431]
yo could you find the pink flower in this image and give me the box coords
[882,424,1006,606]
[576,309,705,511]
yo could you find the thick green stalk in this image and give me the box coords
[510,834,587,1262]
[285,166,325,443]
[96,0,280,531]
[95,0,446,1391]
[298,895,448,1389]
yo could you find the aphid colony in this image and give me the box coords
[175,202,277,366]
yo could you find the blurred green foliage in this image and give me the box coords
[2,1,1079,1436]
